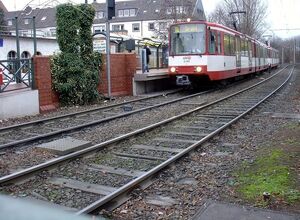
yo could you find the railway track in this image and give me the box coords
[0,89,211,149]
[0,65,293,217]
[0,69,266,150]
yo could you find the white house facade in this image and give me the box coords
[0,35,59,61]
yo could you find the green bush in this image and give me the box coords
[51,3,102,106]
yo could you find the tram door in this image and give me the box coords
[235,36,241,72]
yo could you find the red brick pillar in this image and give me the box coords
[98,53,137,96]
[33,56,59,113]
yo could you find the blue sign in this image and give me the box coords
[0,38,3,47]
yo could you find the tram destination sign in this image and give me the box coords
[0,38,3,47]
[173,24,203,33]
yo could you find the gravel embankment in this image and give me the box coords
[109,67,300,219]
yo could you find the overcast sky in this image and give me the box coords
[2,0,300,38]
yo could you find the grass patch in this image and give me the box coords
[235,149,300,206]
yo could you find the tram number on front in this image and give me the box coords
[183,56,191,63]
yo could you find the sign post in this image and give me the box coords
[106,18,111,98]
[105,0,115,99]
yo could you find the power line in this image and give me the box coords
[271,28,300,31]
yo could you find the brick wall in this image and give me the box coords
[33,56,59,113]
[98,53,137,96]
[33,53,137,112]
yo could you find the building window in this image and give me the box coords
[21,51,31,73]
[7,19,13,26]
[21,51,31,59]
[176,6,186,14]
[124,9,129,17]
[118,9,136,17]
[148,22,155,31]
[93,25,106,33]
[95,11,104,19]
[112,24,124,31]
[50,28,56,37]
[159,22,167,31]
[24,19,29,24]
[129,9,136,16]
[166,7,172,14]
[8,51,16,60]
[20,31,29,37]
[118,10,124,17]
[7,51,17,72]
[132,23,140,32]
[41,16,47,21]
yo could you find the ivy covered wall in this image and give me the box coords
[51,4,101,106]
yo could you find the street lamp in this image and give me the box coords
[14,15,37,87]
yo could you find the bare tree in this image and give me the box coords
[208,0,268,39]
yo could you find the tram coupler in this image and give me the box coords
[176,75,191,86]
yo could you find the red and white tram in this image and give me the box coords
[168,21,279,85]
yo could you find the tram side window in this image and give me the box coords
[230,35,235,55]
[235,36,241,55]
[241,39,245,56]
[244,40,249,57]
[209,31,216,54]
[241,39,248,57]
[224,34,230,55]
[217,32,222,54]
[248,41,252,57]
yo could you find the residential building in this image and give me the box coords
[3,0,205,39]
[0,0,205,61]
[0,0,7,12]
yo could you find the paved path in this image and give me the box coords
[192,200,299,220]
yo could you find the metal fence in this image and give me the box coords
[0,58,34,93]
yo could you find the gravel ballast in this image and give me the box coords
[109,67,300,219]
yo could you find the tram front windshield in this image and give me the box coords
[170,23,206,55]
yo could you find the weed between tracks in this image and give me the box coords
[234,122,300,209]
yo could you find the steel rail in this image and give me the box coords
[0,89,213,149]
[0,66,289,185]
[0,89,182,132]
[77,66,294,215]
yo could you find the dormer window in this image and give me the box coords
[166,6,186,15]
[95,11,104,19]
[176,6,186,14]
[124,9,129,17]
[24,19,29,24]
[41,16,47,21]
[118,8,136,17]
[129,9,136,16]
[118,10,124,17]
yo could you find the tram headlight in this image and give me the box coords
[170,67,176,73]
[195,66,202,72]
